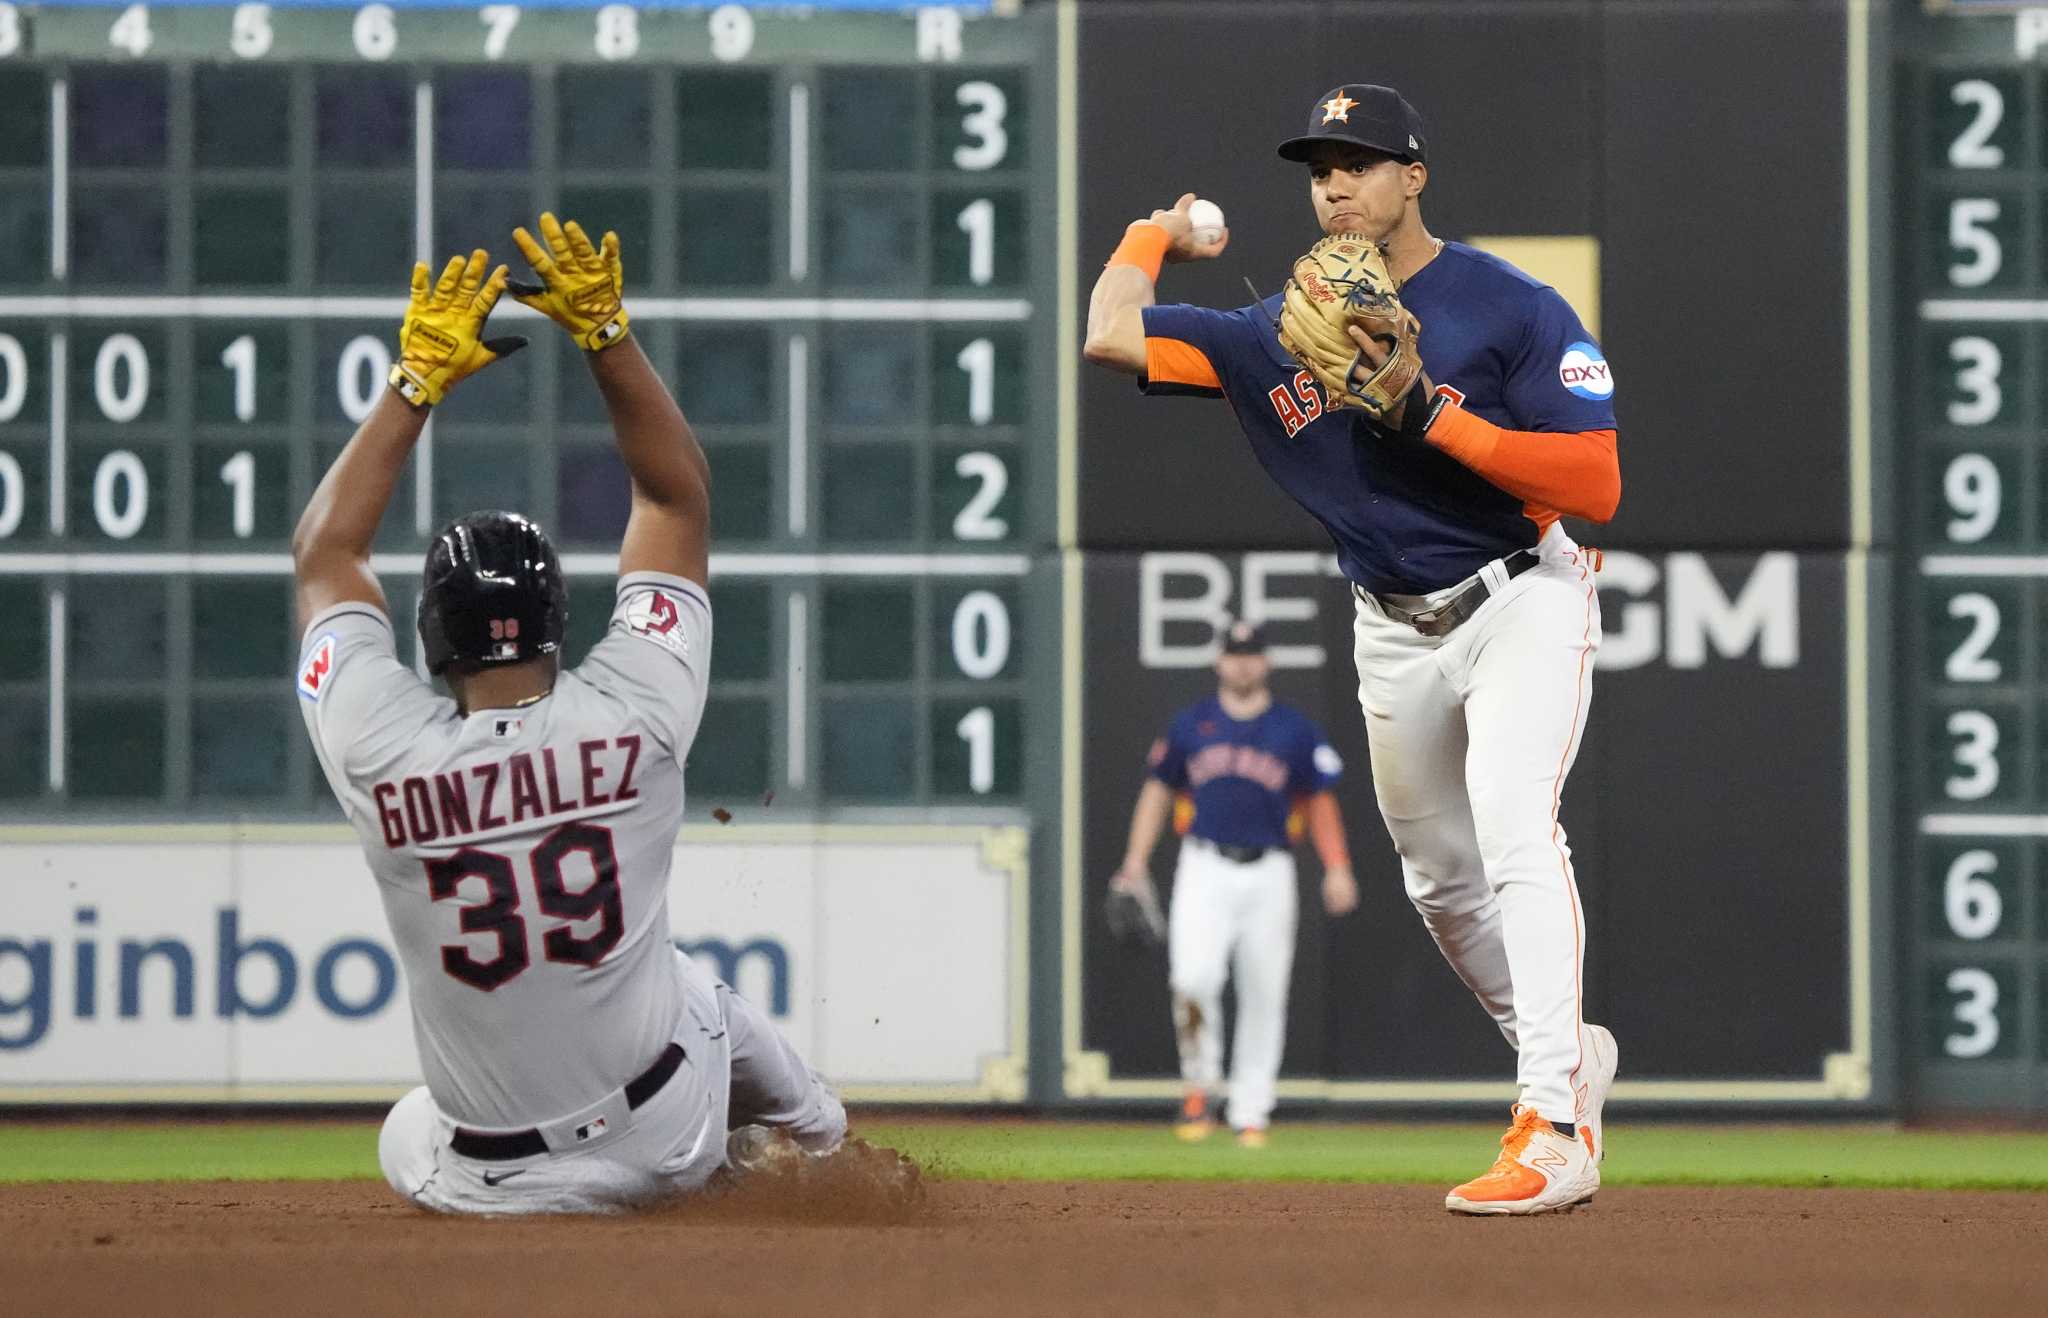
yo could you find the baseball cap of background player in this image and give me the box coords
[1276,84,1428,165]
[1220,619,1268,656]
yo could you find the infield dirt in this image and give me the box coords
[3,1179,2043,1317]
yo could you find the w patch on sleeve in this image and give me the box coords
[298,634,337,702]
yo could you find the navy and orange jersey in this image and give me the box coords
[1147,696,1342,852]
[1140,241,1620,595]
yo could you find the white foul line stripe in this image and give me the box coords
[1922,814,2048,837]
[0,295,1033,322]
[0,551,1032,578]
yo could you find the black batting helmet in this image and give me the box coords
[418,511,567,676]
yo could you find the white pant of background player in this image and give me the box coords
[1169,838,1297,1131]
[1353,522,1605,1128]
[379,951,846,1215]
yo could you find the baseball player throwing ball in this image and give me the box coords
[1084,85,1622,1215]
[292,217,850,1214]
[1108,620,1357,1148]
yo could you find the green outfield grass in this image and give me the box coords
[2,1120,2046,1191]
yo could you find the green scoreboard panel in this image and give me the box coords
[1903,3,2048,1107]
[0,3,1058,818]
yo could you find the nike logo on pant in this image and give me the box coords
[481,1169,528,1187]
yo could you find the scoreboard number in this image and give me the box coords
[0,3,23,59]
[951,590,1011,680]
[354,4,398,62]
[93,450,149,540]
[1942,967,2001,1058]
[1947,336,2001,425]
[1947,80,2006,169]
[957,199,996,286]
[94,334,151,424]
[219,335,258,422]
[1947,199,2002,287]
[230,4,274,60]
[953,82,1009,171]
[594,4,639,62]
[952,452,1009,540]
[1942,592,2002,682]
[219,451,256,540]
[0,452,22,539]
[108,3,152,58]
[708,4,754,63]
[337,334,392,423]
[479,5,520,61]
[956,338,995,424]
[0,333,25,423]
[955,706,995,794]
[1943,709,1999,801]
[1942,850,2004,940]
[1942,453,2001,542]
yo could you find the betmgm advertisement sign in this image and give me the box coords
[0,825,1028,1103]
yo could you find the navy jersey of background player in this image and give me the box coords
[1140,243,1616,594]
[1148,697,1341,852]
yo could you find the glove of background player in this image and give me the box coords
[1104,870,1168,948]
[389,250,527,409]
[1276,233,1424,419]
[508,212,631,351]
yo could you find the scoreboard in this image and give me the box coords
[0,1,1058,819]
[1903,1,2048,1107]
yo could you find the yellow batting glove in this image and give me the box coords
[507,213,631,351]
[389,249,528,408]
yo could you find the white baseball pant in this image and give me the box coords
[1169,837,1298,1131]
[378,949,845,1215]
[1352,522,1600,1126]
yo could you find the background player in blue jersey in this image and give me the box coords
[1084,84,1621,1215]
[1110,620,1357,1148]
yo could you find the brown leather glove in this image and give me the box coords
[1276,232,1425,419]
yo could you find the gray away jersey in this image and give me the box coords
[296,572,712,1128]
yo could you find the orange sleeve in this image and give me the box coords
[1424,405,1621,523]
[1143,337,1223,394]
[1303,790,1352,873]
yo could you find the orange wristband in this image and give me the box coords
[1107,222,1172,282]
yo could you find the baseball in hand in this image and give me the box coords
[1188,199,1226,246]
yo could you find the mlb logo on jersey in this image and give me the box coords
[297,635,336,702]
[1558,341,1615,400]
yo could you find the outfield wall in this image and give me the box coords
[0,825,1030,1103]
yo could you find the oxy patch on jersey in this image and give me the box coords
[298,634,337,703]
[624,589,690,659]
[1313,743,1343,777]
[1558,341,1614,400]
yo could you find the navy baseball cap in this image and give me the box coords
[1277,84,1428,165]
[1220,620,1268,656]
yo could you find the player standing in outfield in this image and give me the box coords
[291,216,848,1214]
[1110,620,1357,1148]
[1083,85,1621,1215]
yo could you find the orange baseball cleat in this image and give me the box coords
[1172,1090,1217,1143]
[1235,1126,1269,1149]
[1445,1105,1599,1216]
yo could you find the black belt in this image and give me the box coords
[1355,550,1540,638]
[1202,840,1271,864]
[450,1041,685,1162]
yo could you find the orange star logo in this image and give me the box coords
[1321,93,1359,125]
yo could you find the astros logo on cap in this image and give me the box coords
[1321,93,1358,124]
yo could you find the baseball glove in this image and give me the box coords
[1105,872,1168,948]
[1276,232,1424,419]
